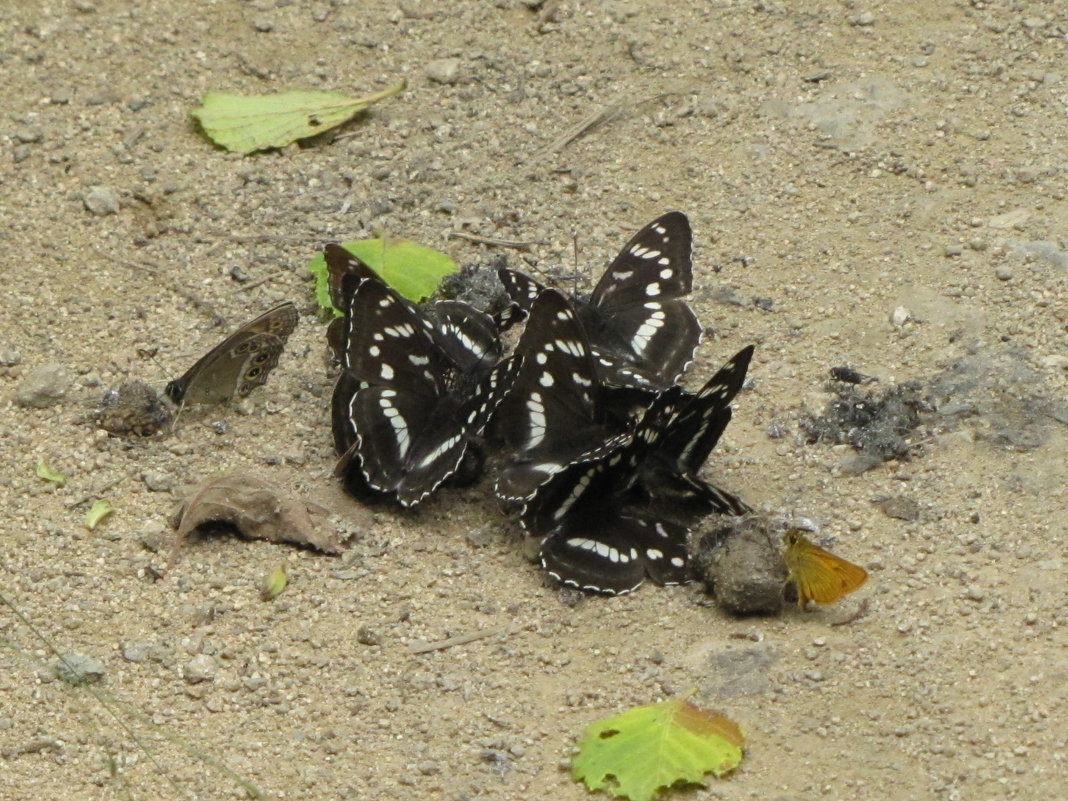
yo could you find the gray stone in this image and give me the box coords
[0,349,21,366]
[121,640,171,663]
[55,653,106,685]
[425,58,462,85]
[83,185,120,216]
[16,363,71,408]
[183,654,217,683]
[1005,240,1068,272]
[141,471,174,493]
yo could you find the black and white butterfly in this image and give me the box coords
[492,287,627,508]
[625,345,755,523]
[498,211,701,389]
[331,256,513,507]
[495,287,752,594]
[492,289,696,594]
[164,302,298,406]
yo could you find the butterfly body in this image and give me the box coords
[164,302,298,406]
[783,530,868,607]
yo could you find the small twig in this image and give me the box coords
[231,269,289,294]
[408,626,512,654]
[530,104,627,161]
[448,231,542,250]
[2,739,63,759]
[528,91,673,164]
[65,472,136,510]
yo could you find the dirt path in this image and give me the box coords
[1,2,1065,799]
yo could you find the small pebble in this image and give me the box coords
[357,626,382,646]
[252,15,274,32]
[964,585,985,602]
[16,363,71,408]
[943,244,963,258]
[851,11,876,26]
[183,654,217,683]
[424,58,461,84]
[141,471,174,493]
[876,496,920,521]
[55,653,106,685]
[890,306,911,327]
[83,185,120,216]
[994,266,1012,281]
[0,349,22,366]
[14,127,43,144]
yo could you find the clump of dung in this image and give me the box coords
[690,516,787,616]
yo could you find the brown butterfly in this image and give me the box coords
[783,530,868,608]
[164,302,298,405]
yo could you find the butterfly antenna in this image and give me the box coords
[571,232,581,295]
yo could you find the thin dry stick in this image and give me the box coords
[527,91,672,163]
[65,472,136,510]
[448,231,541,250]
[408,626,512,654]
[231,269,289,294]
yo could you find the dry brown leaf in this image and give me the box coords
[169,472,340,566]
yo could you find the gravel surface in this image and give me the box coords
[1,2,1066,800]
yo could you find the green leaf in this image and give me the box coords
[85,500,113,530]
[36,459,67,486]
[261,564,288,601]
[191,82,405,155]
[308,237,458,310]
[572,697,745,801]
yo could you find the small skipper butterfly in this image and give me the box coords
[783,530,868,608]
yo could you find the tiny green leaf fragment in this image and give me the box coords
[36,459,67,486]
[192,81,406,155]
[85,500,113,530]
[308,238,458,310]
[261,564,288,601]
[571,697,744,801]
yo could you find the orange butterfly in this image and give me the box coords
[783,530,868,608]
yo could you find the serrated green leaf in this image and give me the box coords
[85,500,113,530]
[571,697,744,801]
[308,237,458,310]
[261,564,288,601]
[192,82,405,155]
[36,459,67,486]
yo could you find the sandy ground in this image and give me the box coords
[1,1,1066,799]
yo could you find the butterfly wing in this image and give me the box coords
[325,243,380,310]
[785,532,868,605]
[165,302,298,405]
[658,345,754,473]
[492,288,605,455]
[497,268,546,318]
[539,512,690,595]
[337,278,446,396]
[585,212,702,386]
[493,289,621,507]
[429,300,503,376]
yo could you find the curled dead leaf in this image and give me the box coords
[169,472,341,567]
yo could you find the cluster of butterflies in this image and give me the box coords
[325,211,759,595]
[106,210,867,604]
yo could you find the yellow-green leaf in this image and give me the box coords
[36,459,67,486]
[192,82,405,155]
[261,564,288,601]
[572,697,745,801]
[85,500,113,530]
[308,237,458,309]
